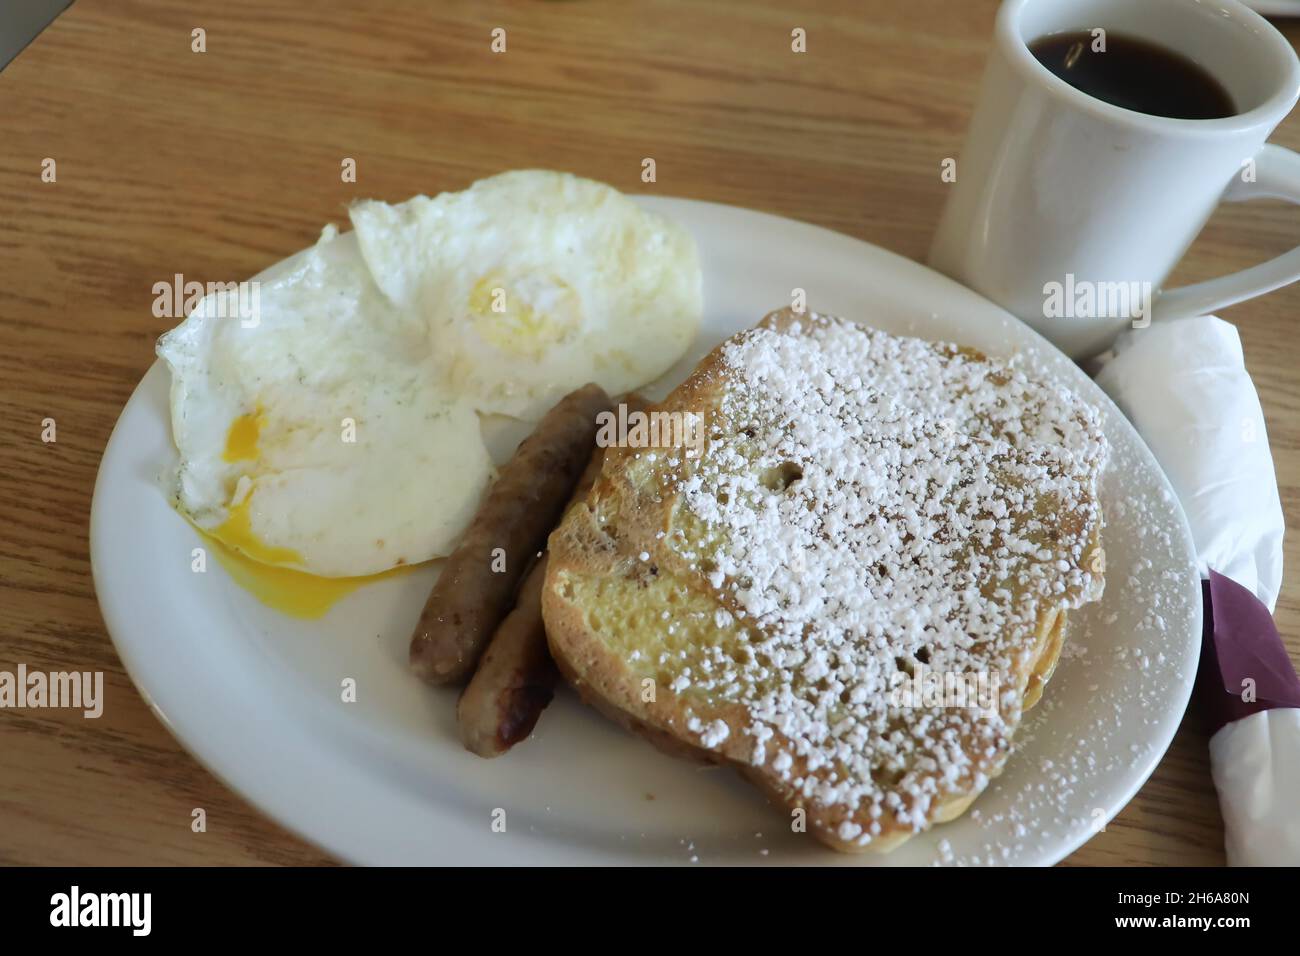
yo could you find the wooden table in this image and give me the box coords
[2,0,1295,867]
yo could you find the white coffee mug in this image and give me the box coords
[928,0,1300,359]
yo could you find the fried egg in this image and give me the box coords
[350,170,702,421]
[158,170,700,604]
[157,225,493,578]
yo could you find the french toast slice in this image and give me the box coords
[543,309,1107,852]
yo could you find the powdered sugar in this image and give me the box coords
[669,311,1108,844]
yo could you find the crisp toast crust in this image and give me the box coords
[544,310,1107,852]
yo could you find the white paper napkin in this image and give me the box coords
[1092,319,1294,868]
[1095,317,1284,610]
[1210,707,1300,865]
[1093,315,1296,866]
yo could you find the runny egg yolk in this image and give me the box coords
[222,408,264,462]
[199,499,415,620]
[198,527,411,620]
[211,495,301,567]
[198,417,414,619]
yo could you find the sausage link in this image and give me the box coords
[455,393,647,754]
[409,383,612,684]
[456,555,558,756]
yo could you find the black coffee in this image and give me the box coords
[1029,30,1236,120]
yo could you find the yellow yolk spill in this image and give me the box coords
[222,408,264,462]
[191,464,414,620]
[211,496,302,567]
[199,530,412,620]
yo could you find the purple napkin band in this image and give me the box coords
[1196,569,1300,736]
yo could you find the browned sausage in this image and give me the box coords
[455,394,648,755]
[409,383,612,684]
[456,555,558,757]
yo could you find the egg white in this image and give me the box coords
[157,226,493,578]
[158,171,701,582]
[350,170,702,421]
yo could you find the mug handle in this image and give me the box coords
[1156,144,1300,322]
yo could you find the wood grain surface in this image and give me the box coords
[1,0,1296,866]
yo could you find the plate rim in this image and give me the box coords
[90,194,1203,866]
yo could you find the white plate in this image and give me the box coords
[91,197,1202,866]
